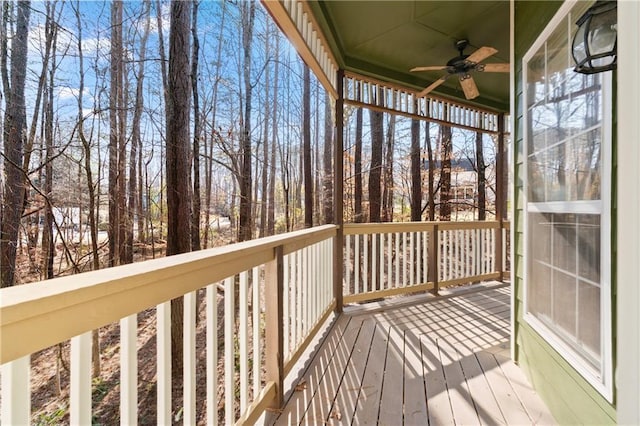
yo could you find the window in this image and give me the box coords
[523,1,612,400]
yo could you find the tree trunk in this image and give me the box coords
[259,30,271,238]
[238,1,255,242]
[191,0,201,251]
[166,0,192,384]
[323,92,333,224]
[0,1,30,287]
[354,105,363,223]
[425,122,435,221]
[410,118,421,221]
[368,109,383,223]
[439,123,453,221]
[382,114,395,222]
[203,0,226,247]
[108,1,122,267]
[267,34,279,235]
[303,64,313,228]
[475,131,486,220]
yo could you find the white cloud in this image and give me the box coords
[57,87,91,101]
[148,2,171,35]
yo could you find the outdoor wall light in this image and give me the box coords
[572,0,617,74]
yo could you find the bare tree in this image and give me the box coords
[0,0,30,287]
[439,122,453,221]
[191,0,201,251]
[323,92,333,224]
[108,1,123,266]
[475,131,486,220]
[237,0,255,242]
[368,109,383,223]
[166,0,192,381]
[267,33,279,235]
[425,121,436,221]
[382,114,395,222]
[354,103,363,223]
[410,118,421,221]
[303,64,312,227]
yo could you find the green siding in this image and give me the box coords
[513,1,616,424]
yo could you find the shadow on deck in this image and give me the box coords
[271,283,555,425]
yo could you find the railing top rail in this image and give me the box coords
[0,225,337,364]
[343,220,507,235]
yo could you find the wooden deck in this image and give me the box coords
[272,284,555,425]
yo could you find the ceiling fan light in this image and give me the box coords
[572,0,617,74]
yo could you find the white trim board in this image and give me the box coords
[616,0,640,423]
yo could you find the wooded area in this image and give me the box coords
[0,0,502,420]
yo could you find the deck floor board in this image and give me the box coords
[275,284,555,425]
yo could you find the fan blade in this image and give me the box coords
[481,63,510,73]
[418,75,448,97]
[410,65,448,72]
[466,46,498,64]
[459,75,480,100]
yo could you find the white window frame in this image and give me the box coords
[522,0,613,402]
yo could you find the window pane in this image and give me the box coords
[529,261,552,319]
[578,215,600,283]
[553,213,577,274]
[565,73,602,131]
[553,269,577,337]
[578,280,600,360]
[546,20,570,86]
[573,130,601,200]
[528,151,547,201]
[528,105,548,155]
[545,144,570,202]
[529,212,552,264]
[527,47,546,108]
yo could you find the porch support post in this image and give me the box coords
[333,69,345,313]
[494,113,505,281]
[265,245,284,408]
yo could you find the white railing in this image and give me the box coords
[0,221,509,423]
[343,72,502,134]
[343,221,509,304]
[0,225,336,425]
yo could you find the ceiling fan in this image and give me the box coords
[410,40,509,100]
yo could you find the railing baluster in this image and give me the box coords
[120,314,137,425]
[355,234,360,293]
[1,356,30,425]
[251,266,260,396]
[402,232,407,287]
[372,233,378,291]
[184,292,196,425]
[395,232,400,288]
[432,225,440,293]
[224,276,235,426]
[423,231,428,283]
[410,231,415,286]
[70,331,92,425]
[157,302,171,425]
[363,234,369,293]
[387,233,392,288]
[296,250,302,344]
[283,255,290,359]
[239,271,249,413]
[346,234,351,295]
[206,284,218,426]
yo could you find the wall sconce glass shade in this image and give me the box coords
[572,1,617,74]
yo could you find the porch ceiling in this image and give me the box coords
[306,0,510,112]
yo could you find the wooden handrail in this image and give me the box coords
[0,225,337,364]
